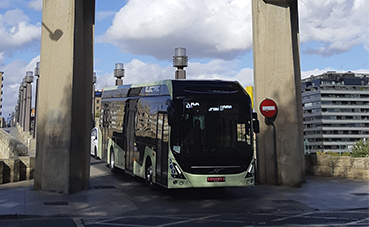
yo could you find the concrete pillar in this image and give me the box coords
[24,72,34,132]
[16,86,22,124]
[33,62,40,139]
[15,103,19,124]
[252,0,304,186]
[21,82,27,128]
[34,0,95,194]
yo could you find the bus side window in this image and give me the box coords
[237,123,246,142]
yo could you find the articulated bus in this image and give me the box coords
[99,79,259,189]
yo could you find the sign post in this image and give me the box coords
[260,98,278,121]
[260,98,279,185]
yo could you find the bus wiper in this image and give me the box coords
[184,150,200,159]
[229,148,246,161]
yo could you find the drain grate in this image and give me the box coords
[44,201,69,206]
[351,193,369,197]
[92,185,116,189]
[273,200,297,204]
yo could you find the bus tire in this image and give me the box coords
[109,149,115,173]
[145,159,155,190]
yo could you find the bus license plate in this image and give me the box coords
[207,177,225,182]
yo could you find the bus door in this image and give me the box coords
[102,105,110,161]
[124,99,138,173]
[156,112,169,186]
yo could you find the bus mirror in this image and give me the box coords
[166,99,177,126]
[252,112,260,134]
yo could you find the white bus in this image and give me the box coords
[99,80,259,189]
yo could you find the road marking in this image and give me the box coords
[157,214,220,227]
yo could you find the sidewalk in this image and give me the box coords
[0,159,137,217]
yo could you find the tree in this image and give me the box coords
[352,139,369,157]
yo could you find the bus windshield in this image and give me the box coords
[170,98,253,173]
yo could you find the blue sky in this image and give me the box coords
[0,0,368,117]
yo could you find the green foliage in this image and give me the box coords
[95,111,100,118]
[326,151,351,156]
[341,152,352,157]
[352,139,369,157]
[315,142,368,157]
[316,150,326,155]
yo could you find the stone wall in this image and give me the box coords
[0,129,34,184]
[0,129,28,159]
[305,154,369,180]
[0,157,35,184]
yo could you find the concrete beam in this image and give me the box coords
[34,0,95,194]
[252,0,304,186]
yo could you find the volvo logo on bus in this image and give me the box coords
[185,102,200,109]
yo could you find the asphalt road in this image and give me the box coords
[0,157,368,227]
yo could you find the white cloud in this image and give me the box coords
[1,59,29,117]
[299,0,369,56]
[98,0,252,60]
[0,55,40,117]
[28,0,42,11]
[0,9,41,53]
[95,59,173,89]
[95,58,253,90]
[98,0,368,60]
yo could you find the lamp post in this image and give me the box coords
[114,63,124,86]
[173,47,188,79]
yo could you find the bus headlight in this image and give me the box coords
[171,163,186,179]
[245,162,254,178]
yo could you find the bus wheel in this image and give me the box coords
[109,150,115,173]
[145,159,154,189]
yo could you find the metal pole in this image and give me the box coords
[270,120,278,186]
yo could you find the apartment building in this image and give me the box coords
[301,71,369,153]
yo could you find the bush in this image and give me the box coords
[326,151,351,156]
[317,150,326,155]
[352,139,369,157]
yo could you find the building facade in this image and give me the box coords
[94,90,102,118]
[301,71,369,153]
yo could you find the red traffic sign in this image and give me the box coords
[260,98,278,119]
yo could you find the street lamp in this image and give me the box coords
[173,47,188,79]
[114,63,124,86]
